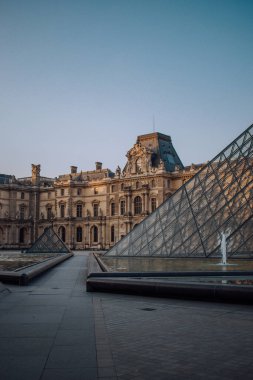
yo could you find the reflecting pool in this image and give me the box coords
[101,256,253,273]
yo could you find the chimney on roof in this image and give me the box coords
[70,166,77,174]
[31,164,41,185]
[95,162,102,171]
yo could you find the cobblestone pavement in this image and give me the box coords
[93,293,253,380]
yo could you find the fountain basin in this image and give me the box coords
[86,254,253,304]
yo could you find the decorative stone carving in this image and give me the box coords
[115,166,121,177]
[32,164,41,177]
[123,143,153,175]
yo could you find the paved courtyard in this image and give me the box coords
[0,252,253,379]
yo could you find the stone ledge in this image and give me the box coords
[87,276,253,304]
[0,253,74,285]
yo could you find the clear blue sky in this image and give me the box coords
[1,0,252,178]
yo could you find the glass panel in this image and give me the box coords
[148,232,164,253]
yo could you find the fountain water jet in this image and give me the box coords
[221,231,227,265]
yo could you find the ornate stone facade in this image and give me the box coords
[0,132,203,250]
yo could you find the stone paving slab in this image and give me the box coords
[93,293,253,380]
[0,252,99,380]
[1,252,253,380]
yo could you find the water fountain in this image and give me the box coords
[220,231,228,265]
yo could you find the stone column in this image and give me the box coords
[128,193,132,215]
[145,192,149,212]
[101,222,106,249]
[142,193,146,213]
[85,222,90,248]
[98,222,102,247]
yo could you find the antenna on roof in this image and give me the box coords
[153,114,156,132]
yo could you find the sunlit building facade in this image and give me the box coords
[0,132,202,250]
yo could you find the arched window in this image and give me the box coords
[19,227,25,243]
[92,225,98,243]
[76,204,82,218]
[58,226,66,242]
[111,225,115,242]
[111,202,115,216]
[151,198,157,212]
[76,227,82,242]
[134,196,142,215]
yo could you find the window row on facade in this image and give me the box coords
[0,225,117,245]
[57,225,116,244]
[56,197,157,219]
[54,179,171,198]
[1,196,158,221]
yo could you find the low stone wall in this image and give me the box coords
[0,253,74,285]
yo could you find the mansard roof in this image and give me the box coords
[136,132,184,172]
[0,174,14,184]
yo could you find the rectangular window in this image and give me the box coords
[21,192,25,200]
[111,203,115,216]
[47,207,52,220]
[76,227,82,242]
[120,200,126,215]
[61,189,64,196]
[111,225,115,242]
[93,203,98,217]
[60,204,65,218]
[20,206,25,219]
[76,204,82,218]
[151,198,157,212]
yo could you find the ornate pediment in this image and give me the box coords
[123,143,154,176]
[126,143,152,159]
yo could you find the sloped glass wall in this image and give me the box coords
[106,125,253,258]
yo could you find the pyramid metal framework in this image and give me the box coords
[26,227,70,254]
[106,124,253,258]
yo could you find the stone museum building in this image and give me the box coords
[0,132,203,250]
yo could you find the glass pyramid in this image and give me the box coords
[106,124,253,258]
[26,227,70,254]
